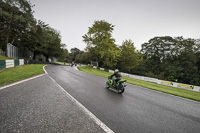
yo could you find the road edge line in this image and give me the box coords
[43,65,48,74]
[0,65,48,90]
[0,74,46,90]
[47,76,114,133]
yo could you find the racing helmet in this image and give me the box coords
[114,69,119,73]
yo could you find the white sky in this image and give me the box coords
[30,0,200,51]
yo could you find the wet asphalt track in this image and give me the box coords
[0,73,106,133]
[45,65,200,133]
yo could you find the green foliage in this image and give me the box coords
[30,20,64,61]
[0,0,36,50]
[141,36,200,85]
[0,0,68,62]
[58,48,69,62]
[118,40,141,73]
[70,47,81,61]
[75,51,90,64]
[83,20,120,69]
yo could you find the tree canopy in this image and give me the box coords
[83,20,120,69]
[141,36,200,85]
[119,40,141,73]
[0,0,67,61]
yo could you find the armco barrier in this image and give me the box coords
[109,70,114,73]
[177,83,194,90]
[100,68,104,71]
[92,66,200,92]
[158,80,200,92]
[194,86,200,92]
[6,60,14,68]
[0,59,24,69]
[19,59,24,65]
[160,80,174,86]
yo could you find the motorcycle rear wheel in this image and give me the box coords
[117,85,125,94]
[106,81,110,89]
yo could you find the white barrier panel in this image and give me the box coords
[100,68,104,71]
[143,77,158,83]
[173,83,178,88]
[194,86,200,92]
[19,59,24,65]
[6,60,14,68]
[109,70,114,73]
[121,72,128,77]
[157,80,161,84]
[130,74,144,80]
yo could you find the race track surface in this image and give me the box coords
[45,65,200,133]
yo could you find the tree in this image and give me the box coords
[141,36,200,85]
[74,51,90,64]
[175,38,199,85]
[28,20,63,61]
[58,48,69,62]
[118,40,141,73]
[0,0,36,50]
[70,47,80,61]
[141,36,177,75]
[83,20,120,69]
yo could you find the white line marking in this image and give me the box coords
[45,69,114,133]
[43,65,48,74]
[0,74,46,90]
[0,65,48,90]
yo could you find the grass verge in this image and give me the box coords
[78,66,200,102]
[0,64,45,87]
[0,55,13,60]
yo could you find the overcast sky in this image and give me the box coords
[30,0,200,51]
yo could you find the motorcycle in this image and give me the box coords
[106,76,127,94]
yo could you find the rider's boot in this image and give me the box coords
[112,81,116,87]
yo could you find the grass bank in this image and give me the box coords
[0,64,45,87]
[78,66,200,102]
[0,55,13,60]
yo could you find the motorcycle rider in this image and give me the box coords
[110,69,122,87]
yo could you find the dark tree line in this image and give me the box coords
[139,36,200,85]
[0,0,68,61]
